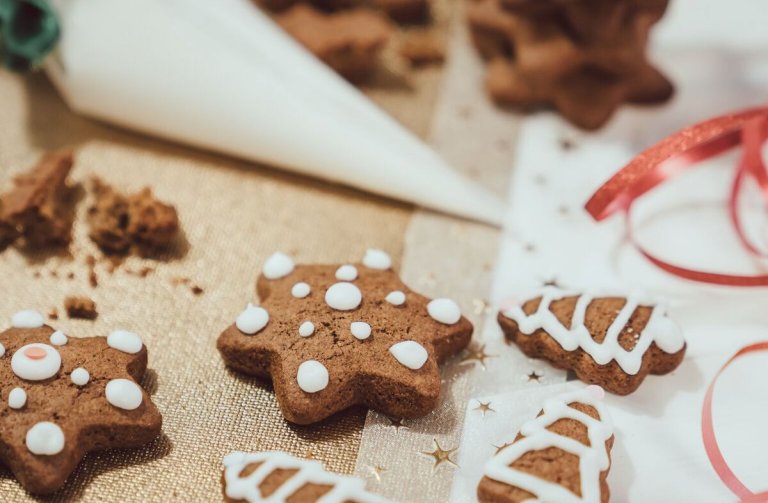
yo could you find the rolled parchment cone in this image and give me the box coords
[45,0,505,226]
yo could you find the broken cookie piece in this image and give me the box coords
[87,178,180,255]
[64,296,98,320]
[0,150,76,250]
[276,5,392,82]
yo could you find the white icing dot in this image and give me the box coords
[11,310,44,329]
[350,322,371,340]
[107,330,143,354]
[0,343,5,358]
[235,303,270,335]
[362,249,392,270]
[325,282,362,311]
[385,291,406,306]
[105,379,143,410]
[389,341,429,370]
[8,387,27,409]
[26,422,65,455]
[296,360,329,393]
[299,321,315,337]
[49,330,68,346]
[427,298,462,325]
[71,367,90,386]
[11,344,62,381]
[335,265,358,281]
[291,282,311,298]
[263,252,295,279]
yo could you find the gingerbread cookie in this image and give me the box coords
[498,287,686,395]
[275,5,392,83]
[0,150,76,250]
[0,312,162,494]
[217,250,473,424]
[478,385,614,503]
[222,451,393,502]
[467,0,673,129]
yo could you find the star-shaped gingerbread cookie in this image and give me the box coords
[0,310,162,494]
[217,250,473,424]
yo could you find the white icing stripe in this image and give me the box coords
[501,287,685,375]
[223,451,393,503]
[484,386,613,503]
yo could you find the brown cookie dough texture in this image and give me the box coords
[221,451,393,502]
[0,314,162,494]
[0,150,76,250]
[276,5,392,82]
[217,250,473,425]
[478,386,614,503]
[497,288,686,395]
[467,0,673,129]
[87,177,180,255]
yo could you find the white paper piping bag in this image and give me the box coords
[44,0,505,226]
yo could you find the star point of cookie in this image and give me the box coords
[217,250,473,425]
[0,311,162,495]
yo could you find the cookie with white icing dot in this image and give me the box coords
[478,386,614,503]
[217,250,473,424]
[498,287,686,395]
[0,313,162,494]
[221,451,394,503]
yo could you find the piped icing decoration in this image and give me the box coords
[350,322,371,340]
[389,341,428,370]
[236,303,270,335]
[325,282,362,311]
[297,360,329,393]
[105,378,143,410]
[26,422,65,456]
[11,309,45,329]
[335,264,358,281]
[291,282,311,298]
[501,287,686,375]
[262,252,294,280]
[49,330,68,346]
[107,330,143,354]
[385,290,406,306]
[362,249,392,270]
[11,343,61,380]
[8,387,27,409]
[427,298,461,325]
[70,367,90,386]
[0,342,5,357]
[222,451,393,503]
[299,321,315,337]
[484,386,613,503]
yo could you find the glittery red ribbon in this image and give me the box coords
[585,107,768,286]
[702,341,768,502]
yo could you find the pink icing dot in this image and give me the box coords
[24,347,47,360]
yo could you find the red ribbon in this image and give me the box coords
[702,341,768,503]
[585,106,768,286]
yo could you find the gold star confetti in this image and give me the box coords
[421,440,458,469]
[461,344,496,368]
[492,442,513,455]
[474,400,495,416]
[387,417,407,429]
[368,464,387,482]
[472,298,493,315]
[527,371,542,382]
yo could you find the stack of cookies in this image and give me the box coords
[467,0,674,129]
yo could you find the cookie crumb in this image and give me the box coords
[64,296,98,320]
[191,285,204,296]
[48,309,59,320]
[87,178,180,255]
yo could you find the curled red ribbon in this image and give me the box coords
[702,341,768,503]
[585,107,768,286]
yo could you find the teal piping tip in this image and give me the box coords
[0,0,60,71]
